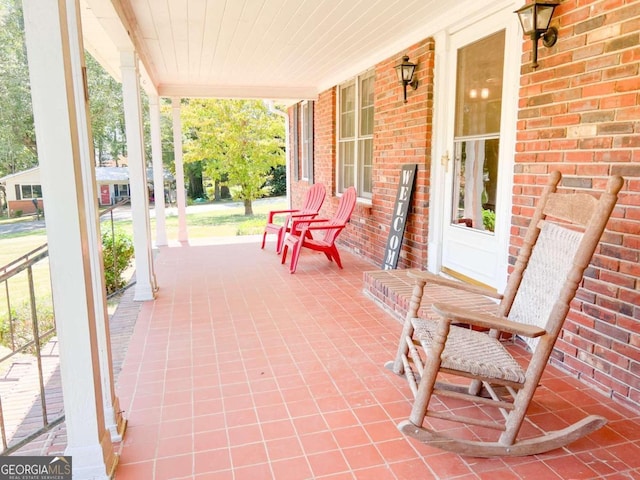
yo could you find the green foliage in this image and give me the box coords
[181,99,285,215]
[0,0,37,176]
[0,296,55,355]
[482,209,496,232]
[101,228,134,295]
[264,164,286,197]
[14,209,22,217]
[85,54,127,165]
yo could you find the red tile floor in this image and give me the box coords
[113,238,640,479]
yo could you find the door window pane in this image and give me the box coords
[455,31,504,137]
[452,138,499,232]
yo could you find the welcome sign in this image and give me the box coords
[382,164,418,269]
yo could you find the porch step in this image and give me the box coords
[362,269,500,322]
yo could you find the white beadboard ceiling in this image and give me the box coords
[80,0,517,100]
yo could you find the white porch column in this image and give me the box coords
[21,0,116,477]
[64,0,127,443]
[120,51,157,300]
[172,97,189,243]
[149,94,168,246]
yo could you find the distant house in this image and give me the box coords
[0,166,175,216]
[0,167,42,216]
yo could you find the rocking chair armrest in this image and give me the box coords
[407,269,503,300]
[431,302,546,338]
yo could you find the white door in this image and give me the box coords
[433,8,520,290]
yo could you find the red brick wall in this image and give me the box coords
[514,0,640,409]
[9,199,42,216]
[289,38,435,269]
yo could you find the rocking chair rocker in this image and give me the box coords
[261,182,326,254]
[386,172,623,457]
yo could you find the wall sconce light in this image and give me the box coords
[394,55,418,103]
[515,0,559,69]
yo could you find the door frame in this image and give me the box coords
[427,3,522,293]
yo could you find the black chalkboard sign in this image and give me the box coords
[382,164,418,269]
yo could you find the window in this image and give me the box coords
[114,184,129,197]
[301,101,314,182]
[18,184,42,199]
[337,71,374,199]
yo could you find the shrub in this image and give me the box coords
[482,209,496,232]
[102,228,134,295]
[14,209,23,217]
[0,297,55,354]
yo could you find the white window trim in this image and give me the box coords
[336,69,374,200]
[301,101,310,181]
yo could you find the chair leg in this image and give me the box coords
[408,317,450,427]
[331,246,343,268]
[385,276,427,375]
[281,243,289,264]
[261,230,267,249]
[289,238,304,273]
[276,226,285,254]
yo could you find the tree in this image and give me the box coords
[0,0,37,176]
[181,99,285,215]
[85,54,126,166]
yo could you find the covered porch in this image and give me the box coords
[23,238,640,478]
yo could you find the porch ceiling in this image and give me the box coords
[80,0,494,100]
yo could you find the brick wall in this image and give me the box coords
[514,0,640,409]
[289,38,435,270]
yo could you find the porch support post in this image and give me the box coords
[171,97,188,242]
[21,0,116,477]
[120,51,157,300]
[149,94,168,246]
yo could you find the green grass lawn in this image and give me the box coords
[0,197,288,316]
[108,198,288,239]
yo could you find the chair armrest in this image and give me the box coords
[431,302,546,338]
[306,222,345,232]
[267,208,299,223]
[289,211,320,219]
[407,269,503,300]
[290,217,331,231]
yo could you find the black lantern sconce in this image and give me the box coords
[515,0,559,69]
[395,55,418,103]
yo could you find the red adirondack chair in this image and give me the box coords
[281,186,357,273]
[261,183,326,254]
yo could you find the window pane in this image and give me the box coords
[359,138,373,196]
[455,30,505,137]
[359,74,375,136]
[21,185,32,199]
[339,141,355,191]
[33,185,42,198]
[340,83,355,138]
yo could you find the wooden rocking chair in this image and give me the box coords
[281,186,357,273]
[386,172,623,457]
[261,182,326,253]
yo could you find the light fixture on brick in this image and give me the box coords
[394,55,418,103]
[515,0,559,69]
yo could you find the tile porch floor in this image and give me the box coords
[110,237,640,479]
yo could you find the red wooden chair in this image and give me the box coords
[261,183,326,254]
[281,186,357,273]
